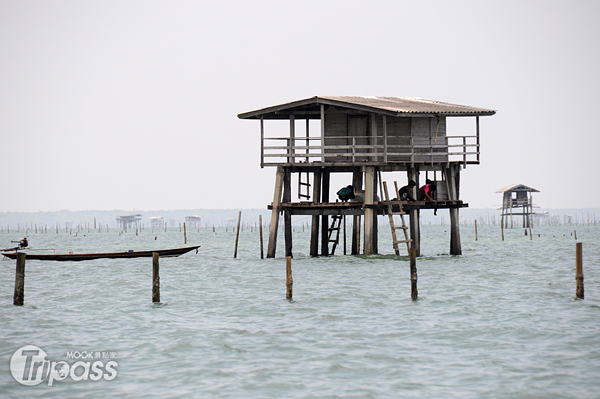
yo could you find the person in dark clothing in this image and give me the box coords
[398,180,416,202]
[336,185,355,202]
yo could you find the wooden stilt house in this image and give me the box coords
[238,96,496,257]
[496,184,539,228]
[116,213,142,229]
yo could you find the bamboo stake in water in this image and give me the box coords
[410,248,418,300]
[152,252,160,303]
[13,253,26,306]
[184,222,187,244]
[475,219,478,241]
[234,211,242,258]
[286,256,293,299]
[259,215,264,259]
[576,242,584,299]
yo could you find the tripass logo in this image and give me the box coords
[10,345,118,386]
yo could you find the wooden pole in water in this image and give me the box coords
[343,215,347,255]
[152,252,160,303]
[267,167,285,258]
[234,211,242,258]
[286,256,293,299]
[184,222,187,244]
[13,253,26,306]
[574,230,577,240]
[501,215,505,241]
[576,242,584,299]
[475,219,478,241]
[310,170,321,257]
[410,248,418,300]
[259,215,264,259]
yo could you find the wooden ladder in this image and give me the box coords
[327,215,343,255]
[298,172,311,200]
[383,181,412,256]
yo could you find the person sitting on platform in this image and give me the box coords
[398,180,416,202]
[420,179,435,202]
[336,185,355,202]
[420,179,438,215]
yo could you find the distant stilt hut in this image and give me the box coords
[496,184,539,228]
[150,216,165,229]
[185,215,202,228]
[116,213,142,229]
[239,96,496,257]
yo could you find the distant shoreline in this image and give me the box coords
[0,208,598,229]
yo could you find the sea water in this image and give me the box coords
[0,223,599,398]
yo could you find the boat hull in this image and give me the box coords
[1,246,200,262]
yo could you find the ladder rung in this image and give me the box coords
[299,182,311,186]
[394,239,412,244]
[395,226,409,230]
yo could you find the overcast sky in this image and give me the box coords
[1,0,598,212]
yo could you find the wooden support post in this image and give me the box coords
[286,256,293,299]
[407,167,420,257]
[343,215,347,255]
[475,219,478,241]
[310,170,322,257]
[352,170,363,255]
[576,242,584,299]
[352,216,361,255]
[373,169,379,254]
[184,222,187,244]
[410,248,418,300]
[364,166,375,255]
[283,169,292,258]
[321,169,330,256]
[448,164,462,255]
[152,252,160,303]
[259,215,264,259]
[234,211,242,258]
[284,209,292,258]
[267,167,285,258]
[13,253,26,306]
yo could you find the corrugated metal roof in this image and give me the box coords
[238,96,496,119]
[495,184,540,193]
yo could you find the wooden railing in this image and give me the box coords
[261,135,480,167]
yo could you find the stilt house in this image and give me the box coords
[116,213,142,229]
[238,96,496,257]
[185,215,202,228]
[496,184,538,228]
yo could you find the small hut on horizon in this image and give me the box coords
[185,215,202,228]
[116,213,142,229]
[150,216,165,229]
[496,184,539,228]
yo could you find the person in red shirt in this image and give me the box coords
[420,179,437,215]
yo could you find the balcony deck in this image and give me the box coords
[269,200,467,216]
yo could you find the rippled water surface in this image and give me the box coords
[1,223,599,398]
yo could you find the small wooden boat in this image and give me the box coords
[1,245,200,262]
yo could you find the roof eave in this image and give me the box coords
[238,96,497,119]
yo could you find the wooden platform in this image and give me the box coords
[269,200,467,216]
